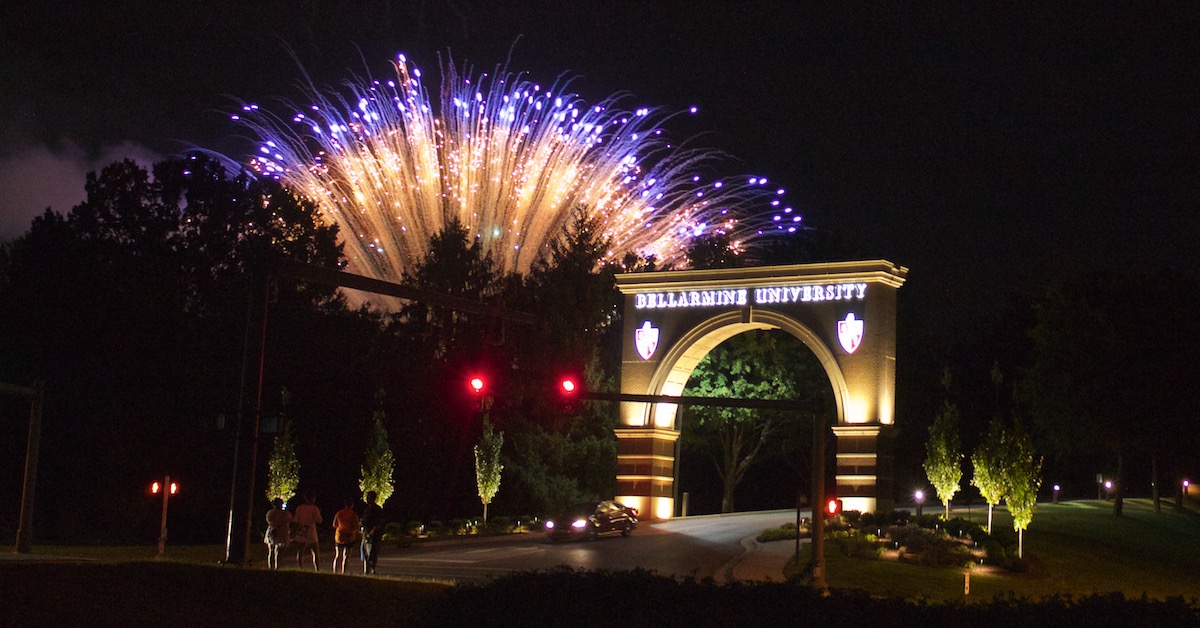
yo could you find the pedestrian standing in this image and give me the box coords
[264,498,291,570]
[331,498,361,573]
[360,491,384,575]
[292,491,323,570]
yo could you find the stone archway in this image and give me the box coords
[612,260,907,519]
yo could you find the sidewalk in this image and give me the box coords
[722,534,800,583]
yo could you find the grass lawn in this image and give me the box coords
[786,498,1200,602]
[3,498,1197,624]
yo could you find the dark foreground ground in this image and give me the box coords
[1,561,1197,627]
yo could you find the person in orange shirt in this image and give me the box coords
[331,498,361,574]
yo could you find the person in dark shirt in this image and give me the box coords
[359,491,384,575]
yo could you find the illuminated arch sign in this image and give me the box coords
[613,260,907,520]
[634,282,867,310]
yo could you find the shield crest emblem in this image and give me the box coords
[635,321,660,360]
[838,313,864,354]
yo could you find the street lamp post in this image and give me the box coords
[1052,484,1060,504]
[914,490,925,518]
[151,477,178,559]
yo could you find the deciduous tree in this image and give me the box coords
[360,393,396,506]
[266,415,300,505]
[923,369,962,519]
[474,418,504,524]
[1005,423,1043,558]
[971,417,1009,535]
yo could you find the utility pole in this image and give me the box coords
[811,411,827,591]
[5,380,45,554]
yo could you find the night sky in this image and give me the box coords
[3,1,1197,329]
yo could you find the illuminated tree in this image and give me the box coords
[1005,424,1043,559]
[266,416,300,505]
[971,417,1009,534]
[474,417,504,524]
[359,393,395,506]
[923,369,963,519]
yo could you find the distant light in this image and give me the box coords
[914,490,925,501]
[1053,484,1061,492]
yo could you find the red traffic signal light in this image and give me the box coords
[469,376,485,394]
[560,378,577,394]
[825,497,842,516]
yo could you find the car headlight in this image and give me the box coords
[571,519,588,529]
[545,521,555,529]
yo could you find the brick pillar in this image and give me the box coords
[614,427,680,520]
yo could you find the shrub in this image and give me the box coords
[940,517,983,540]
[889,525,972,568]
[427,520,445,536]
[860,510,911,528]
[449,518,475,535]
[382,521,406,540]
[487,516,513,533]
[382,521,413,547]
[405,520,425,537]
[829,530,883,559]
[757,523,800,543]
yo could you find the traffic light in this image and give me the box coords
[469,376,485,395]
[557,373,581,412]
[825,497,842,517]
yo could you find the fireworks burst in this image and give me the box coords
[233,52,801,286]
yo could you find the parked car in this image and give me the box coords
[544,500,638,542]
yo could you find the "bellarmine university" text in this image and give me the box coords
[634,282,868,310]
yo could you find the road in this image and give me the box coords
[374,510,800,584]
